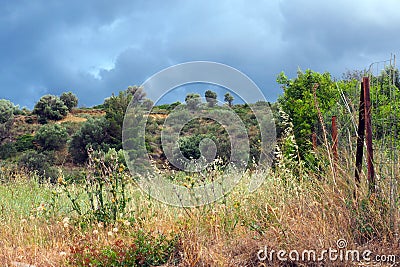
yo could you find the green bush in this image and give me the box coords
[18,150,57,182]
[15,134,35,152]
[0,142,17,159]
[0,99,15,124]
[205,90,217,107]
[185,93,202,110]
[60,91,78,111]
[33,95,68,123]
[35,124,68,151]
[69,230,178,267]
[69,117,111,164]
[0,99,15,140]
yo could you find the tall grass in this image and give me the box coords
[0,147,399,266]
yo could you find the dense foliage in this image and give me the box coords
[60,92,79,111]
[69,117,111,164]
[205,90,217,107]
[33,95,68,123]
[277,69,337,155]
[35,124,69,151]
[185,93,202,110]
[0,99,16,141]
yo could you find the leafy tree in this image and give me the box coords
[205,90,217,107]
[60,91,78,111]
[103,86,147,149]
[277,69,337,154]
[35,124,68,151]
[0,99,15,141]
[33,95,68,123]
[0,99,15,123]
[69,117,111,163]
[185,93,202,110]
[224,92,234,107]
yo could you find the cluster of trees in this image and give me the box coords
[1,65,399,180]
[33,92,78,123]
[276,66,400,166]
[183,90,235,110]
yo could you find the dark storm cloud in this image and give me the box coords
[0,0,399,108]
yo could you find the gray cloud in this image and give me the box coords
[0,0,399,108]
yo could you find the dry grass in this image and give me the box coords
[0,158,399,266]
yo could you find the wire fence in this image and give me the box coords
[331,54,399,231]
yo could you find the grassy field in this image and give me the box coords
[1,152,399,267]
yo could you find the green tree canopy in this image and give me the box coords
[277,69,337,154]
[205,90,217,107]
[33,95,68,124]
[103,86,147,149]
[69,117,112,164]
[60,92,78,111]
[0,99,16,141]
[185,93,202,110]
[224,92,234,107]
[35,124,69,151]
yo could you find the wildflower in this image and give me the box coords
[112,227,119,233]
[93,229,99,235]
[37,203,46,212]
[97,222,104,228]
[123,220,130,227]
[118,164,125,173]
[62,217,70,228]
[20,219,27,224]
[107,231,113,236]
[59,251,67,257]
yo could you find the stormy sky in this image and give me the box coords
[1,0,399,108]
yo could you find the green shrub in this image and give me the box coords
[60,91,78,111]
[35,124,68,151]
[0,142,17,159]
[15,134,35,152]
[33,95,68,123]
[69,117,111,164]
[69,230,178,267]
[0,99,15,124]
[185,93,202,110]
[0,99,15,140]
[205,90,217,107]
[18,150,57,182]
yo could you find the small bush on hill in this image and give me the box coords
[35,124,68,151]
[60,91,78,111]
[33,95,68,123]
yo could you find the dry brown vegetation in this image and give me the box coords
[1,148,399,267]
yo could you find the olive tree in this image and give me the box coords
[60,91,78,111]
[224,92,234,107]
[33,95,68,123]
[35,124,69,151]
[185,93,202,110]
[205,90,217,107]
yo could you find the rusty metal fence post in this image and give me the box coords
[363,77,376,194]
